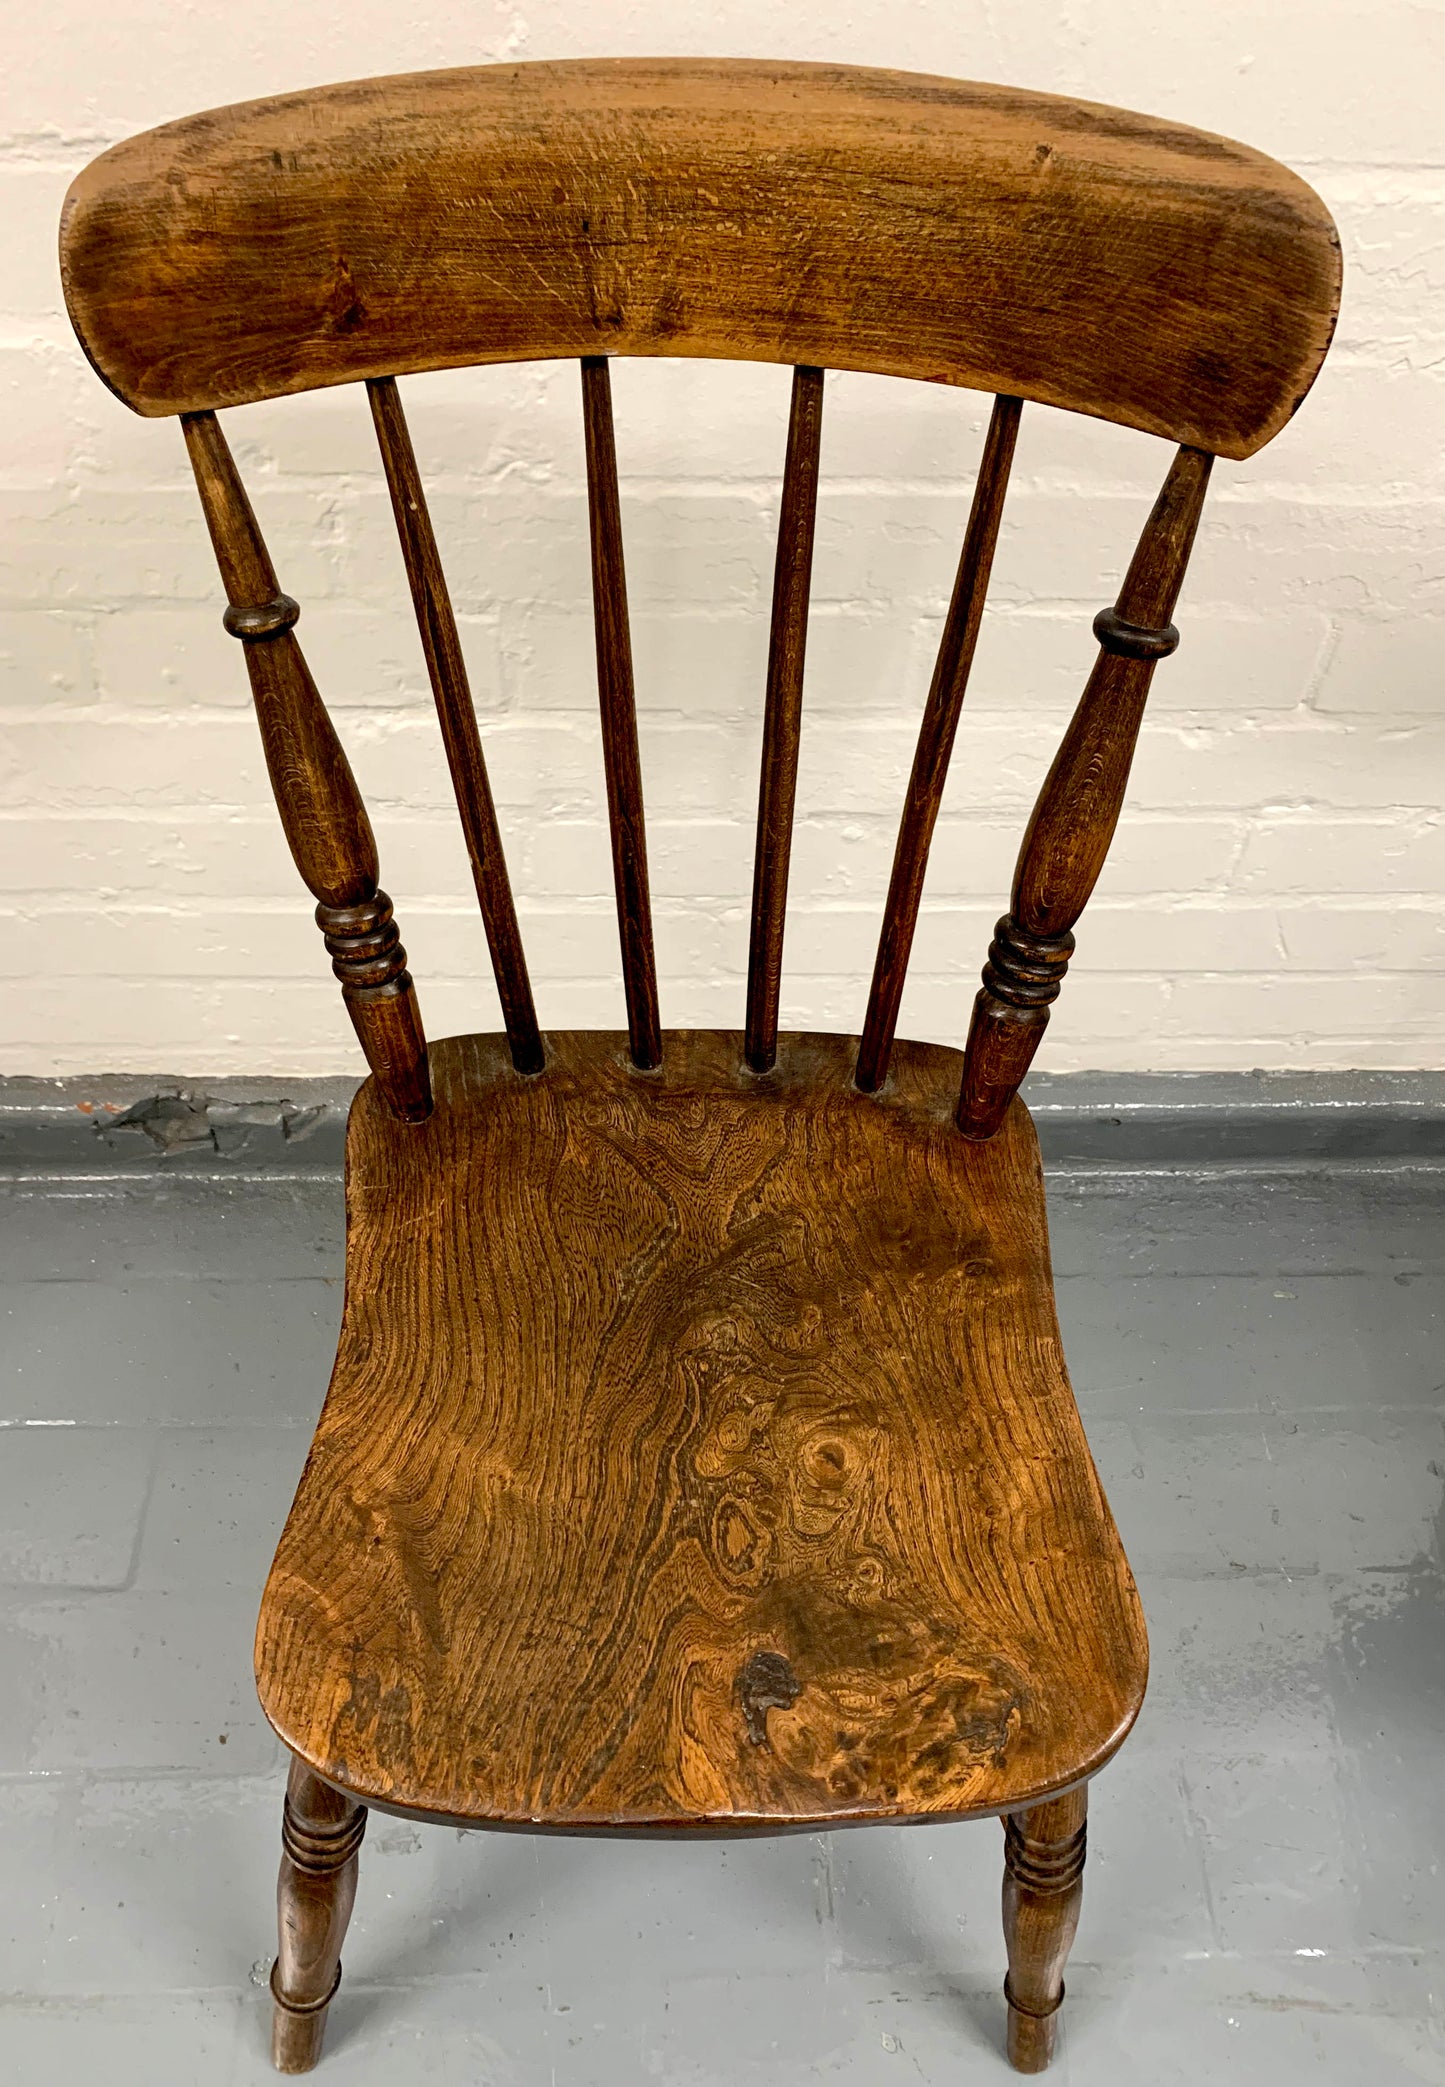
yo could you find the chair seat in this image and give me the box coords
[256,1030,1146,1832]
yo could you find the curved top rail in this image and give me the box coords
[60,58,1339,456]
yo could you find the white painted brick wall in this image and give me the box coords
[3,2,1442,1075]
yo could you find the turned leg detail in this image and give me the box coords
[1001,1786,1088,2073]
[271,1753,367,2074]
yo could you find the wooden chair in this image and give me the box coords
[60,59,1339,2073]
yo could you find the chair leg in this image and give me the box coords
[1001,1785,1088,2073]
[270,1751,367,2073]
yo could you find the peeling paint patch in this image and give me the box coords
[97,1090,329,1159]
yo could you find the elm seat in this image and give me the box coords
[257,1031,1146,1831]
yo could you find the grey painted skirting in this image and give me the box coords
[0,1075,359,1176]
[2,1062,1442,1176]
[1024,1068,1445,1166]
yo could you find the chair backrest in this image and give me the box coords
[60,58,1340,1134]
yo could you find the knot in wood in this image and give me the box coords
[222,593,301,641]
[981,915,1076,1011]
[1092,605,1179,660]
[736,1648,802,1747]
[315,890,411,996]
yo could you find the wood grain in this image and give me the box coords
[745,365,825,1074]
[271,1754,366,2073]
[182,409,431,1123]
[957,444,1214,1140]
[60,59,1340,457]
[367,376,542,1075]
[257,1029,1147,1833]
[1002,1787,1088,2072]
[64,57,1343,2071]
[582,356,662,1070]
[855,393,1021,1093]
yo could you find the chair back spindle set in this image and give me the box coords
[181,374,1214,1136]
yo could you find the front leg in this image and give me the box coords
[1001,1785,1088,2072]
[271,1752,367,2072]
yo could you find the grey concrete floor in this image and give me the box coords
[1,1150,1442,2082]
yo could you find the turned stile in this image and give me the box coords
[368,376,543,1074]
[182,411,431,1122]
[271,1754,367,2073]
[956,444,1214,1138]
[855,393,1022,1092]
[581,356,662,1070]
[745,364,825,1073]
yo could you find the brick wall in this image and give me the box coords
[3,3,1442,1075]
